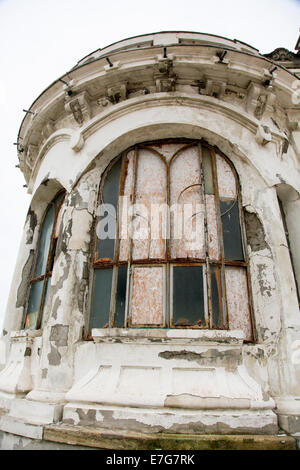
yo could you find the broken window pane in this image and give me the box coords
[220,199,244,261]
[172,265,205,327]
[91,268,113,328]
[114,265,128,327]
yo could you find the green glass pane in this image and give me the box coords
[91,268,113,328]
[25,280,43,329]
[202,147,214,195]
[98,158,122,259]
[103,158,122,208]
[35,204,55,277]
[97,213,116,260]
[114,266,127,327]
[220,199,244,261]
[173,266,205,327]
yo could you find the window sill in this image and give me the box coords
[90,328,245,345]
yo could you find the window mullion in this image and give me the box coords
[126,147,138,327]
[211,148,228,329]
[198,144,210,328]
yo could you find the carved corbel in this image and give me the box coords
[156,77,176,92]
[65,91,92,126]
[200,78,226,99]
[154,56,177,93]
[70,130,84,152]
[255,124,272,145]
[286,110,300,132]
[107,83,127,104]
[246,82,276,120]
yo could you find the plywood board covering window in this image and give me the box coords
[91,139,253,340]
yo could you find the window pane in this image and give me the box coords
[172,265,205,327]
[98,158,122,259]
[202,147,214,195]
[210,265,224,328]
[35,205,55,277]
[97,214,116,261]
[220,199,244,261]
[91,268,113,328]
[114,266,128,327]
[25,280,44,329]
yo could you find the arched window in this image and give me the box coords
[90,140,253,340]
[24,191,65,330]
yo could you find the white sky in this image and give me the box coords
[0,0,299,330]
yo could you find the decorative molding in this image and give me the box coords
[264,48,299,62]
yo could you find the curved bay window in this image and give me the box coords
[90,140,253,341]
[24,191,65,330]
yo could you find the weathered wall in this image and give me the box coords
[0,32,300,441]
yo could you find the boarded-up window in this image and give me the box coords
[90,140,253,340]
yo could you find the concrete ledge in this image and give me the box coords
[0,415,43,440]
[278,414,300,434]
[44,424,297,450]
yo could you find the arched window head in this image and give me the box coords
[90,140,253,341]
[24,190,65,330]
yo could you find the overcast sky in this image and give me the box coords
[0,0,299,330]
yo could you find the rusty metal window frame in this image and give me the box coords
[90,139,254,337]
[23,190,65,330]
